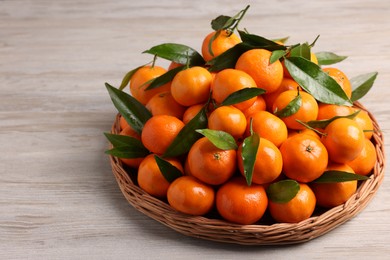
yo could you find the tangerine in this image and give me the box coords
[347,138,377,176]
[208,106,247,139]
[146,91,186,119]
[201,30,241,62]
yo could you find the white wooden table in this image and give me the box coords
[1,0,389,258]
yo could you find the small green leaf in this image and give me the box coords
[284,57,352,106]
[271,36,289,44]
[104,132,137,147]
[104,133,149,158]
[270,50,286,64]
[154,155,183,183]
[143,43,205,66]
[220,88,266,106]
[119,64,147,90]
[303,109,360,129]
[313,170,369,183]
[289,43,311,60]
[211,15,235,31]
[266,180,300,203]
[145,65,185,90]
[105,83,152,134]
[163,106,208,158]
[315,52,347,66]
[238,30,285,49]
[274,91,302,118]
[105,146,149,159]
[350,72,378,102]
[207,42,251,72]
[196,129,237,150]
[241,132,260,186]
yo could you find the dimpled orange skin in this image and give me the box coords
[268,183,316,223]
[146,91,186,119]
[235,49,283,94]
[272,90,318,130]
[187,137,237,185]
[322,118,365,163]
[347,138,377,176]
[137,154,183,199]
[311,163,357,208]
[208,106,247,139]
[167,176,215,216]
[130,65,171,105]
[182,104,204,124]
[201,30,241,62]
[216,177,268,225]
[353,109,374,139]
[263,78,300,111]
[237,137,283,185]
[170,66,212,107]
[241,95,266,118]
[280,133,328,183]
[247,110,288,148]
[211,68,258,111]
[316,103,354,121]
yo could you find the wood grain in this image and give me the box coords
[1,0,389,258]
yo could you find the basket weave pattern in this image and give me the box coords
[108,101,385,245]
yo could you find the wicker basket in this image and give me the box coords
[108,101,385,245]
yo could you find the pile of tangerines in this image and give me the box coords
[106,6,378,225]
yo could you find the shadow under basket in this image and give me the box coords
[108,101,385,246]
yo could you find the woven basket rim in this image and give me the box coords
[108,101,385,246]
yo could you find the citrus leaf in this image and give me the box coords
[350,72,378,102]
[313,170,369,183]
[207,42,251,72]
[145,65,185,90]
[105,83,152,134]
[119,64,147,90]
[238,30,285,49]
[220,88,266,106]
[274,92,302,118]
[143,43,205,66]
[104,133,149,158]
[266,180,300,203]
[270,50,286,64]
[196,129,237,150]
[284,57,352,106]
[154,155,183,183]
[104,132,138,147]
[289,43,311,60]
[163,106,208,158]
[302,109,360,129]
[211,15,235,31]
[315,52,347,66]
[271,36,289,44]
[241,132,260,186]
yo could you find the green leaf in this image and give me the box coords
[207,42,251,72]
[145,65,185,90]
[274,92,302,118]
[241,133,260,186]
[143,43,205,66]
[271,36,289,44]
[303,109,360,129]
[105,145,149,159]
[315,52,347,66]
[238,30,285,49]
[266,180,300,203]
[270,50,286,64]
[154,155,183,183]
[211,15,235,31]
[163,106,208,158]
[119,64,147,90]
[350,72,378,102]
[284,57,352,106]
[313,170,369,183]
[105,83,152,134]
[196,129,237,150]
[289,43,311,60]
[104,133,149,158]
[220,88,266,106]
[104,132,137,147]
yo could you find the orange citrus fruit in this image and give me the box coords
[208,106,247,139]
[323,67,352,99]
[118,125,143,168]
[263,78,300,111]
[353,109,374,139]
[201,30,241,62]
[241,95,266,118]
[146,91,186,119]
[347,138,377,176]
[316,103,354,121]
[182,104,204,124]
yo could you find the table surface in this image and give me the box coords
[1,0,389,259]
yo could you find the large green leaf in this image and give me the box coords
[163,106,208,158]
[266,180,300,203]
[196,129,237,150]
[105,83,152,134]
[238,30,285,49]
[220,88,265,106]
[143,43,205,66]
[350,72,378,102]
[104,133,149,158]
[284,57,352,106]
[313,170,369,183]
[145,65,185,90]
[315,51,347,66]
[274,92,302,118]
[241,133,260,186]
[154,155,183,183]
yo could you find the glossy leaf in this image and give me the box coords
[105,83,152,134]
[145,65,185,90]
[266,180,300,203]
[289,43,311,60]
[238,30,285,49]
[274,92,302,118]
[143,43,205,66]
[351,72,378,102]
[271,36,290,44]
[313,170,369,183]
[154,155,183,183]
[163,107,208,158]
[196,129,237,150]
[211,15,234,31]
[104,134,149,159]
[207,42,251,71]
[220,88,266,106]
[284,57,352,106]
[119,64,147,90]
[315,52,347,66]
[241,132,260,186]
[303,109,360,129]
[270,50,286,64]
